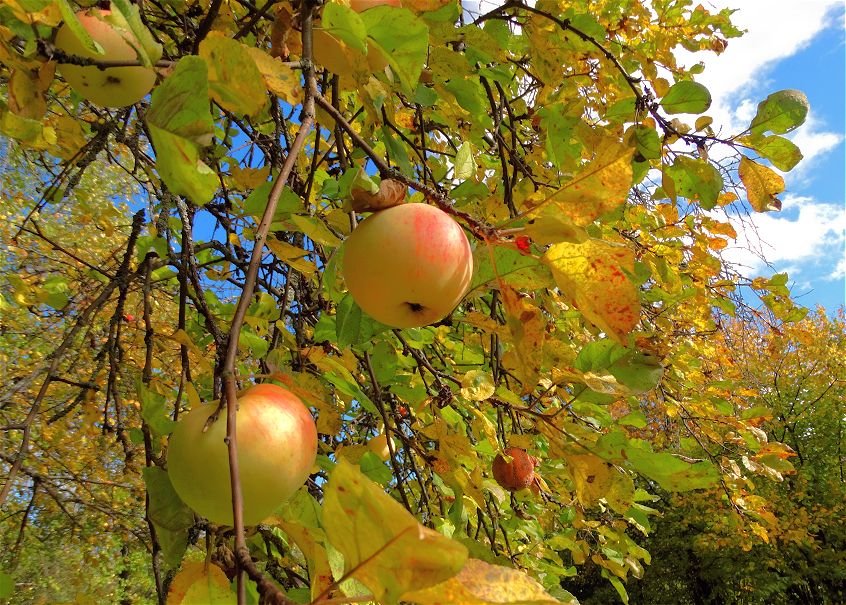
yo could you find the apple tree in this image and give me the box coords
[0,0,813,603]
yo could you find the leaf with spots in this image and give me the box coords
[323,459,468,604]
[529,138,634,226]
[461,369,495,401]
[501,285,546,394]
[739,156,784,212]
[542,239,639,343]
[402,558,567,605]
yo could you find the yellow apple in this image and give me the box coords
[342,203,473,328]
[167,384,317,526]
[54,9,156,108]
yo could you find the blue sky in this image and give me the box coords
[683,0,845,313]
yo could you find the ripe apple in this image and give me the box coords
[54,9,156,108]
[492,447,538,492]
[167,384,317,526]
[349,0,402,11]
[367,432,394,461]
[341,203,473,328]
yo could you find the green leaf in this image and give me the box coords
[147,57,218,205]
[55,0,102,54]
[199,34,267,117]
[323,460,468,603]
[238,326,269,357]
[748,135,803,171]
[0,572,12,599]
[336,294,391,348]
[633,125,661,160]
[138,380,177,437]
[660,81,712,114]
[362,7,429,94]
[143,467,193,569]
[359,451,393,484]
[749,89,809,136]
[107,0,163,65]
[322,3,368,53]
[454,141,475,180]
[664,156,722,209]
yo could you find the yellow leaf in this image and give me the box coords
[403,558,565,605]
[276,520,336,603]
[288,214,343,248]
[542,239,639,343]
[567,454,614,508]
[323,460,468,603]
[266,238,317,275]
[245,47,302,104]
[461,370,495,401]
[230,165,270,191]
[501,286,546,394]
[529,139,633,226]
[739,156,784,212]
[167,561,233,604]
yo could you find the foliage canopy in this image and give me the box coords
[0,0,832,603]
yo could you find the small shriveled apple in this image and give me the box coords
[54,9,156,107]
[492,447,538,492]
[341,203,473,328]
[167,384,317,526]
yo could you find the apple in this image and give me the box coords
[367,432,394,461]
[54,9,156,108]
[349,0,402,11]
[341,203,473,328]
[167,384,317,526]
[492,447,538,492]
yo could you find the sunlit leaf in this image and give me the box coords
[660,81,711,114]
[403,558,566,605]
[166,561,233,604]
[739,156,784,212]
[200,34,267,117]
[543,239,639,343]
[749,89,809,136]
[323,459,468,603]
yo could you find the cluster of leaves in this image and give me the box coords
[0,0,820,603]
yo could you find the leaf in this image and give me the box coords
[568,454,614,507]
[542,239,639,343]
[167,561,233,604]
[146,57,218,206]
[107,0,163,65]
[322,3,368,53]
[749,89,809,136]
[660,81,711,114]
[245,47,302,104]
[323,459,468,603]
[746,134,803,171]
[335,293,391,347]
[0,572,12,599]
[403,558,563,605]
[454,141,476,180]
[663,156,722,209]
[739,156,784,212]
[533,139,634,226]
[266,238,317,275]
[501,285,545,393]
[460,370,495,401]
[143,467,193,569]
[199,34,267,117]
[288,214,343,247]
[138,380,177,437]
[361,7,429,94]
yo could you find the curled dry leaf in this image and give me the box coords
[351,178,407,212]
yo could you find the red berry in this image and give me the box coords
[515,236,531,253]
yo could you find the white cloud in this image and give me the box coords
[720,194,846,277]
